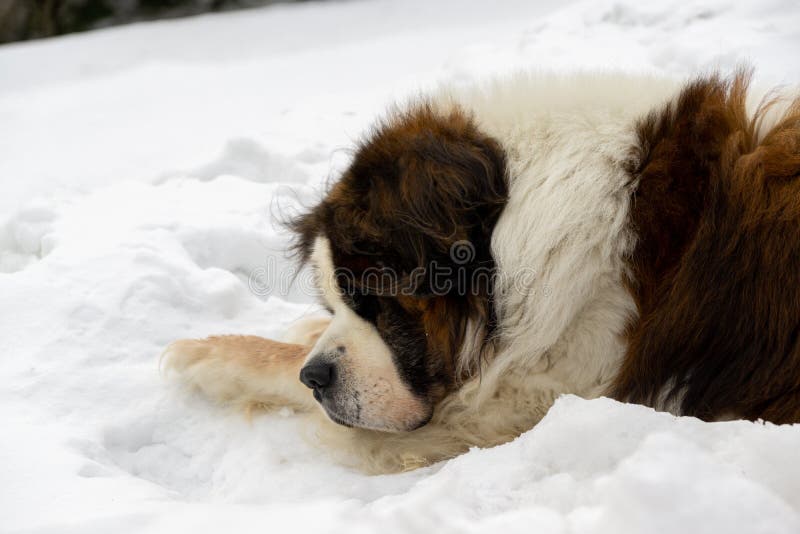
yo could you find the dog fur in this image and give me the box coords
[163,69,800,473]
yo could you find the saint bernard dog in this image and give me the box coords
[163,69,800,473]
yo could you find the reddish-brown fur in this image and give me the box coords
[614,72,800,423]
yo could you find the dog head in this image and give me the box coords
[291,104,508,432]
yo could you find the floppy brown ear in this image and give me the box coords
[395,114,509,257]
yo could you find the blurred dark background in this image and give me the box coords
[0,0,304,44]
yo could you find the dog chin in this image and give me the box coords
[319,400,432,433]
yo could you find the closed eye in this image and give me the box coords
[349,292,380,323]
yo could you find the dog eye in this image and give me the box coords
[352,241,381,255]
[350,292,380,323]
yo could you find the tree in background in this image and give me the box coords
[0,0,295,44]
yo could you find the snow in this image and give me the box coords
[1,0,799,532]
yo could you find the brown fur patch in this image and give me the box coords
[394,293,486,386]
[614,71,800,423]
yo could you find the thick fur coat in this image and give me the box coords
[164,70,800,473]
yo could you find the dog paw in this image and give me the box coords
[160,335,314,411]
[160,338,235,402]
[160,338,210,374]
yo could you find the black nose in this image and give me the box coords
[299,361,334,390]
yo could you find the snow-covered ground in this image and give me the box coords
[2,1,800,532]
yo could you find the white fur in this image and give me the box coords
[307,236,429,431]
[165,73,691,473]
[440,74,679,398]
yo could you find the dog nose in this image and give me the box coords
[299,361,334,390]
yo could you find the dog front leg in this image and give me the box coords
[162,335,316,412]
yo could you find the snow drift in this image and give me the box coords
[1,0,799,532]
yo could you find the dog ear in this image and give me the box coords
[396,122,508,258]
